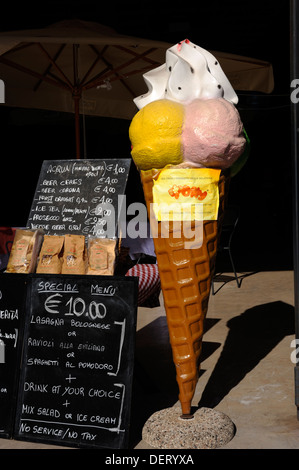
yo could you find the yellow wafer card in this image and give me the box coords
[152,168,221,221]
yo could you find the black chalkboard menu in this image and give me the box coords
[0,274,28,438]
[14,274,138,449]
[26,159,131,237]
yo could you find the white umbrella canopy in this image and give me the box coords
[0,19,274,158]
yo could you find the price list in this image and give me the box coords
[26,159,131,237]
[14,274,138,449]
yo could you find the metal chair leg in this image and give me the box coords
[227,246,241,287]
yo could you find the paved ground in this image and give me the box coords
[0,270,297,450]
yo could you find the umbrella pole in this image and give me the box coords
[74,94,81,159]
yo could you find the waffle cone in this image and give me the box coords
[140,168,229,416]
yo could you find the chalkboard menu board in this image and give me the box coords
[26,159,131,237]
[14,274,138,449]
[0,274,27,438]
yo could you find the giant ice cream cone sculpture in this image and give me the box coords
[129,39,248,417]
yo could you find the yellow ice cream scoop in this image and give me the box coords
[129,99,184,170]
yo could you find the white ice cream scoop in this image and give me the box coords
[134,39,238,109]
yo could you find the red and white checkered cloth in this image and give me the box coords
[126,263,161,307]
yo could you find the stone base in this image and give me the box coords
[142,407,235,449]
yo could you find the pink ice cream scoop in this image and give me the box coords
[181,98,246,169]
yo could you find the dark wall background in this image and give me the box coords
[0,0,293,271]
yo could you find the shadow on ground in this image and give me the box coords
[198,301,295,408]
[129,301,295,446]
[129,316,221,447]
